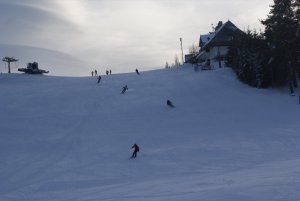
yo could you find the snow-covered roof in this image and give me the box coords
[199,33,215,46]
[200,20,240,50]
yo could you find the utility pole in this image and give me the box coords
[2,57,18,73]
[180,37,184,65]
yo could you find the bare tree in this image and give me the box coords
[188,44,199,55]
[174,55,180,67]
[165,62,170,68]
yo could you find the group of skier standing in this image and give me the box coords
[91,69,112,77]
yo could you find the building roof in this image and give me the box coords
[201,20,240,50]
[196,20,243,61]
[199,33,215,46]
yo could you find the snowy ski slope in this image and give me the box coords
[0,66,300,201]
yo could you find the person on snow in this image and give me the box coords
[167,99,175,108]
[131,143,140,158]
[121,85,128,94]
[97,75,101,83]
[91,71,94,76]
[135,68,140,75]
[95,69,98,76]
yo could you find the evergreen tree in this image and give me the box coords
[293,0,300,78]
[225,30,270,87]
[226,0,299,91]
[261,0,297,89]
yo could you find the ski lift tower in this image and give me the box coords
[2,56,18,73]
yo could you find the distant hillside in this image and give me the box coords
[0,44,90,76]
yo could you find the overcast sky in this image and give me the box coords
[0,0,272,74]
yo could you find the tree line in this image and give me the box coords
[225,0,300,93]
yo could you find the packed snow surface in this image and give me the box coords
[0,66,300,201]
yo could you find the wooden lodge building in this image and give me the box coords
[185,20,243,64]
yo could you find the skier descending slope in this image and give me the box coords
[121,85,128,94]
[131,143,140,158]
[167,99,175,108]
[135,68,140,75]
[97,75,101,83]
